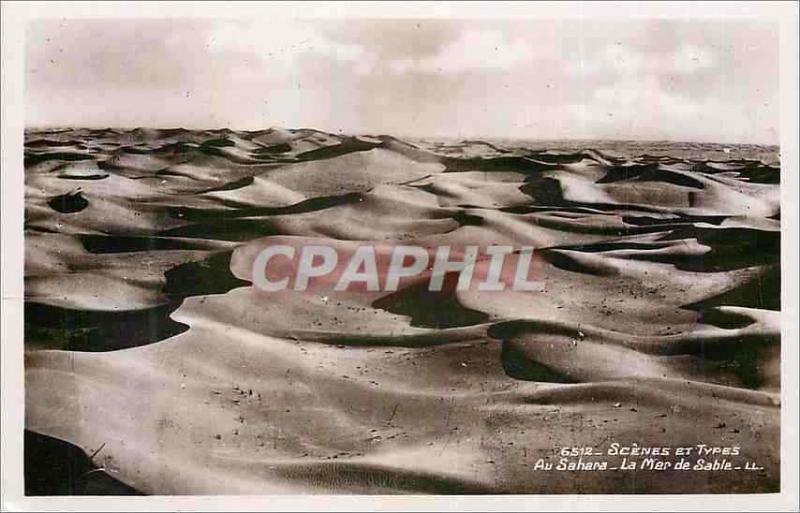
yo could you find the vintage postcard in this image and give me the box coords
[1,1,798,511]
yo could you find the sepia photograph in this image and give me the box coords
[1,1,798,511]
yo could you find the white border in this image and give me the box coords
[2,2,798,511]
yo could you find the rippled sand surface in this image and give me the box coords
[24,128,780,494]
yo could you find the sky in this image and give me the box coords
[25,18,779,144]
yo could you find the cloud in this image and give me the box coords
[321,19,461,61]
[204,20,368,74]
[387,27,540,73]
[25,18,779,143]
[568,40,715,77]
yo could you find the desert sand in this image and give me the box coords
[23,127,780,494]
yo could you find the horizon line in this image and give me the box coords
[22,124,781,148]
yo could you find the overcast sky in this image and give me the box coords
[26,18,779,144]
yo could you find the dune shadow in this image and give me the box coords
[48,191,89,214]
[25,252,248,352]
[25,301,189,351]
[372,274,489,329]
[25,430,143,496]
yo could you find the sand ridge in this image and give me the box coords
[23,128,780,494]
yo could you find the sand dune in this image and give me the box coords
[23,128,780,494]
